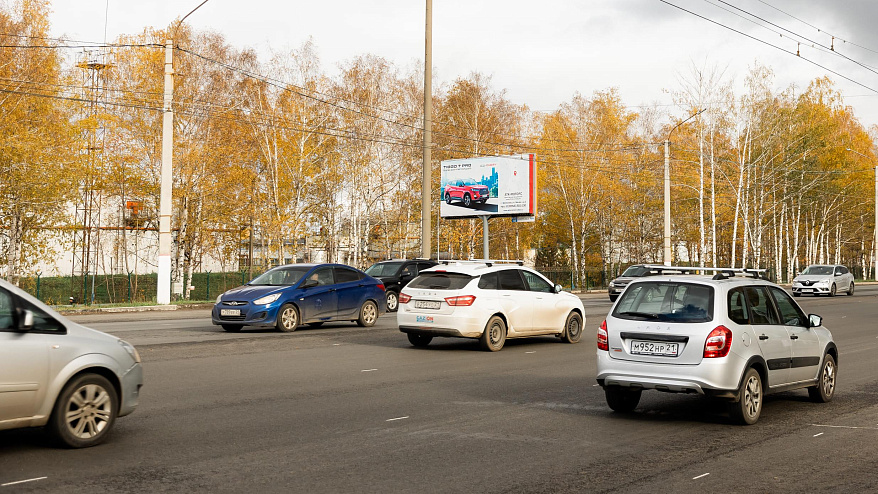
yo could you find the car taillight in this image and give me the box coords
[377,283,385,292]
[704,325,732,358]
[398,292,411,304]
[445,295,476,306]
[597,319,609,351]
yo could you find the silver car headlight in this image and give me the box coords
[254,293,281,305]
[119,340,141,364]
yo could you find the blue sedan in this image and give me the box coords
[212,263,386,332]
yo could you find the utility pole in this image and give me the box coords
[157,0,211,304]
[846,148,878,280]
[157,39,174,304]
[663,109,704,267]
[663,140,671,266]
[422,0,432,259]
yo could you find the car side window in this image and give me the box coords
[0,288,14,331]
[400,265,416,278]
[521,271,553,293]
[498,269,527,291]
[309,268,335,286]
[16,296,66,334]
[334,267,360,284]
[417,263,435,272]
[478,272,499,290]
[727,288,750,325]
[768,287,807,327]
[743,286,780,325]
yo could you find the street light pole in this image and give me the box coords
[421,0,432,259]
[846,148,878,280]
[157,0,211,304]
[663,109,703,266]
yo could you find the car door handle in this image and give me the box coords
[790,334,798,340]
[758,334,769,340]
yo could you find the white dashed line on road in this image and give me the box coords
[692,473,710,480]
[361,369,378,372]
[525,351,536,354]
[386,416,409,422]
[813,432,824,437]
[811,424,878,430]
[2,477,47,487]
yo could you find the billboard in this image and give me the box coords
[439,154,536,219]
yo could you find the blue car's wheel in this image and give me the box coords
[276,303,299,332]
[357,300,378,327]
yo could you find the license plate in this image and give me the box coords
[414,300,441,310]
[801,288,812,292]
[220,309,241,316]
[630,340,679,357]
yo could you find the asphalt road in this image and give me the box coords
[1,287,877,493]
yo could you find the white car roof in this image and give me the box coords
[627,274,779,289]
[421,260,531,276]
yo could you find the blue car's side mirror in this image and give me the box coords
[300,279,318,289]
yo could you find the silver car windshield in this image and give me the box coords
[613,282,714,323]
[801,266,833,276]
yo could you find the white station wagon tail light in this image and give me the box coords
[597,319,609,351]
[703,325,732,358]
[444,295,476,306]
[398,292,411,304]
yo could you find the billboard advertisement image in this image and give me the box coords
[439,154,536,219]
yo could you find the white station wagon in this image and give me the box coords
[596,267,837,424]
[397,260,585,351]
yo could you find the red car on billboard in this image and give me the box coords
[444,179,490,207]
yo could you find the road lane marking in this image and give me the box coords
[692,473,710,480]
[361,369,378,372]
[813,432,824,437]
[333,343,341,346]
[386,416,409,422]
[525,351,536,354]
[811,424,878,430]
[2,477,47,487]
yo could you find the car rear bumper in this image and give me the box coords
[595,351,747,396]
[397,310,485,338]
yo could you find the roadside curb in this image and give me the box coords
[56,303,214,315]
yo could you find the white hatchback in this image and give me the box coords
[397,261,585,351]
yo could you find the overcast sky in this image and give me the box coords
[48,0,878,132]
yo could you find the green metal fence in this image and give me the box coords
[17,271,266,305]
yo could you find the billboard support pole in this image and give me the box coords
[482,216,489,259]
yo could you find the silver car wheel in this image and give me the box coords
[821,360,836,397]
[742,374,762,419]
[65,383,113,440]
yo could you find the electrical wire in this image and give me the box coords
[658,0,878,94]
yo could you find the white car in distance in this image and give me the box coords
[397,260,585,351]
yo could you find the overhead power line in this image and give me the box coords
[658,0,878,94]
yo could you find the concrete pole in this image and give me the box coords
[157,40,174,304]
[663,139,671,266]
[874,165,877,280]
[422,0,432,259]
[482,216,489,259]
